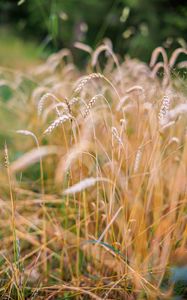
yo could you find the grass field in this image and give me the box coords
[0,27,42,70]
[0,44,187,299]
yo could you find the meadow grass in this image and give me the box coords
[0,27,41,70]
[0,45,187,299]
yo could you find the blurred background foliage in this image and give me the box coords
[0,0,187,66]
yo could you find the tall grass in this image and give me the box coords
[0,45,187,299]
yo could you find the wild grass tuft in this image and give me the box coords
[0,45,187,299]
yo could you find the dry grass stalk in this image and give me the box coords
[126,85,144,94]
[169,47,187,67]
[38,92,61,116]
[74,42,92,54]
[10,146,59,173]
[1,45,187,300]
[63,177,110,195]
[150,46,168,68]
[168,103,187,120]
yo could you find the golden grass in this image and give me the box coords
[0,45,187,299]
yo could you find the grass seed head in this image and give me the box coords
[74,73,103,94]
[158,95,170,126]
[43,114,72,135]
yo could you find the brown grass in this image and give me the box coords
[0,45,186,299]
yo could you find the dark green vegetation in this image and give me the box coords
[1,0,187,64]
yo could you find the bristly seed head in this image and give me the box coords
[4,143,9,168]
[74,73,103,94]
[112,126,123,146]
[134,147,142,173]
[38,93,60,116]
[158,95,170,126]
[43,114,72,135]
[83,94,103,118]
